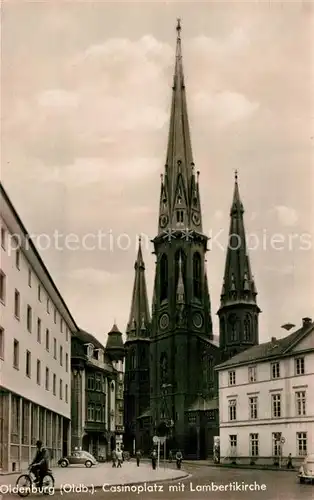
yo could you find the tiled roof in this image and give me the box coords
[215,320,314,370]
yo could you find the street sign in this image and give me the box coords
[153,435,159,444]
[281,437,285,444]
[159,436,166,445]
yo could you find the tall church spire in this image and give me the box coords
[218,172,260,360]
[158,20,203,234]
[126,237,151,339]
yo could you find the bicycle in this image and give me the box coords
[15,465,55,497]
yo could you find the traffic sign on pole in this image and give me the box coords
[153,435,159,444]
[281,437,285,444]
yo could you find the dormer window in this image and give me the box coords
[86,343,94,358]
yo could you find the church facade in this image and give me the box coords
[123,21,260,458]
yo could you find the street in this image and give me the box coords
[1,463,311,500]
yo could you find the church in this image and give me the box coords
[123,21,260,459]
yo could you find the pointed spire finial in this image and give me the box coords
[235,169,238,182]
[176,18,181,37]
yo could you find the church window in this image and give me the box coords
[244,314,251,341]
[193,252,202,299]
[160,254,168,301]
[176,210,184,225]
[130,348,136,370]
[228,314,238,342]
[175,250,186,292]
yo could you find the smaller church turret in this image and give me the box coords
[105,323,125,362]
[218,172,260,361]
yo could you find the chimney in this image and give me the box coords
[302,317,312,327]
[271,337,276,343]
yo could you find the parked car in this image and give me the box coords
[58,450,98,468]
[298,454,314,483]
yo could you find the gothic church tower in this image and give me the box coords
[150,21,219,452]
[218,172,260,361]
[124,238,151,452]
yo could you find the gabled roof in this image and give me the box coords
[215,319,314,370]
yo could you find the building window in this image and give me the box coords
[14,289,20,319]
[229,435,237,455]
[249,396,258,419]
[228,371,236,386]
[296,391,306,416]
[60,345,63,366]
[297,432,307,456]
[272,432,282,456]
[53,338,57,359]
[87,404,94,421]
[28,269,32,287]
[193,252,201,299]
[95,405,101,422]
[45,329,49,351]
[1,227,6,249]
[0,271,5,303]
[65,353,68,372]
[13,339,19,369]
[271,394,281,418]
[26,350,31,378]
[37,318,41,343]
[45,368,49,390]
[271,362,280,379]
[160,254,168,302]
[87,375,95,390]
[250,433,259,457]
[66,327,69,342]
[248,366,257,383]
[95,374,101,391]
[38,285,41,302]
[0,327,4,359]
[37,360,41,385]
[65,384,68,403]
[228,399,237,421]
[27,305,32,332]
[59,379,63,399]
[16,248,20,269]
[295,357,305,375]
[54,308,57,324]
[47,298,50,314]
[53,374,56,395]
[60,318,63,333]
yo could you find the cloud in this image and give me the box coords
[263,265,294,276]
[192,91,259,128]
[274,206,298,226]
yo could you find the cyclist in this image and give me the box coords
[29,440,50,487]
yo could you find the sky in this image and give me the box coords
[1,0,314,345]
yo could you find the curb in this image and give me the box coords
[183,462,296,472]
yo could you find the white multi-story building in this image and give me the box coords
[0,183,78,472]
[216,317,314,466]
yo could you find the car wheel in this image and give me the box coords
[85,460,92,468]
[60,459,68,468]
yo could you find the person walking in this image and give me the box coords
[136,450,141,467]
[151,449,157,470]
[116,448,123,468]
[111,449,117,468]
[287,453,293,469]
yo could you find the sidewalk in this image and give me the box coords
[183,459,297,472]
[0,462,187,491]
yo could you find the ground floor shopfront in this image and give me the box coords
[0,389,70,473]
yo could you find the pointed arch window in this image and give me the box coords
[130,348,136,370]
[176,210,184,225]
[160,352,168,384]
[193,252,202,299]
[160,254,168,301]
[228,314,238,342]
[175,250,186,292]
[244,314,251,341]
